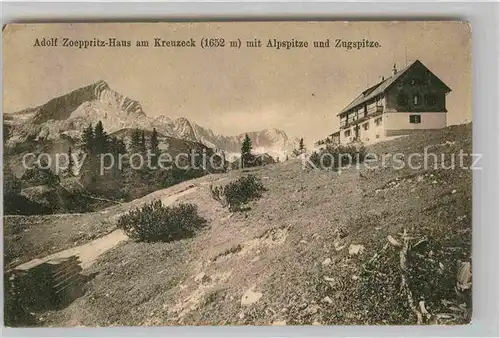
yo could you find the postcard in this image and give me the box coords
[3,22,472,326]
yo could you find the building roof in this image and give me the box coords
[337,60,451,116]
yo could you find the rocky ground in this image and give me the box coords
[5,124,473,326]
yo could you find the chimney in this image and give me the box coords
[392,63,397,75]
[382,76,385,81]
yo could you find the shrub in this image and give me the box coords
[4,272,36,327]
[117,200,207,242]
[210,175,266,211]
[309,141,366,170]
[20,166,60,187]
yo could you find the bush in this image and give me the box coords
[20,166,60,187]
[210,175,266,211]
[309,141,366,170]
[117,200,207,242]
[4,272,36,327]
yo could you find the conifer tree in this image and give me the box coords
[140,130,147,154]
[149,128,160,154]
[128,129,144,175]
[299,138,305,152]
[94,121,108,154]
[130,128,141,153]
[108,136,122,177]
[241,134,253,168]
[81,123,98,184]
[82,123,95,153]
[66,147,74,176]
[149,128,160,166]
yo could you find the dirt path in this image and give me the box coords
[13,186,199,271]
[14,229,129,271]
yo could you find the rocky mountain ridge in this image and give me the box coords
[5,81,299,159]
[20,80,146,124]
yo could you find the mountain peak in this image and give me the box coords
[171,117,197,141]
[174,117,191,124]
[92,79,110,92]
[8,82,296,159]
[28,80,145,125]
[94,79,109,86]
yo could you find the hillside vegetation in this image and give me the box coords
[3,80,299,217]
[3,122,218,216]
[7,124,472,326]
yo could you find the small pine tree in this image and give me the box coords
[107,136,122,177]
[81,123,98,183]
[94,121,108,154]
[149,128,160,153]
[140,130,147,154]
[130,128,141,153]
[149,128,160,167]
[129,129,145,173]
[82,123,94,153]
[66,147,74,176]
[241,134,252,168]
[299,138,305,152]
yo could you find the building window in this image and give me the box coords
[376,134,380,139]
[363,122,369,131]
[409,115,421,124]
[375,117,382,126]
[413,94,421,105]
[344,129,351,137]
[425,94,437,106]
[397,93,408,105]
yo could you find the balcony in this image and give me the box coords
[366,105,384,115]
[339,105,383,130]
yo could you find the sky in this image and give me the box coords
[3,22,472,145]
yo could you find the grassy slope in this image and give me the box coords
[3,176,218,269]
[33,124,472,326]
